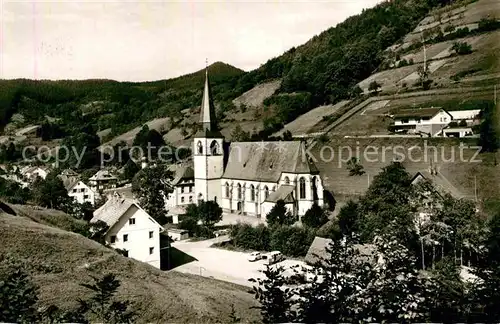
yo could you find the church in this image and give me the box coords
[165,68,325,221]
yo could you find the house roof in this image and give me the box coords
[265,185,295,203]
[171,166,194,186]
[222,141,319,182]
[64,178,80,191]
[393,107,448,119]
[411,170,466,199]
[91,195,161,233]
[89,170,117,181]
[304,236,376,266]
[103,185,134,199]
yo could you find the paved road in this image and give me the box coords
[171,237,305,287]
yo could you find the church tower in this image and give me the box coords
[193,66,224,204]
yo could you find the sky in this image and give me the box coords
[0,0,381,82]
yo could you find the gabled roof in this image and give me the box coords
[65,178,80,191]
[171,166,194,186]
[89,170,117,181]
[393,107,450,119]
[411,170,466,199]
[265,185,295,203]
[222,141,319,182]
[91,195,162,232]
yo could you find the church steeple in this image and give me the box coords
[200,64,217,132]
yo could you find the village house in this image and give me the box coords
[164,68,325,221]
[66,179,96,205]
[390,107,480,138]
[410,165,472,222]
[91,195,163,269]
[390,107,453,136]
[21,165,50,182]
[89,170,118,193]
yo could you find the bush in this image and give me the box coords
[269,226,316,257]
[451,41,472,55]
[231,223,270,251]
[302,204,329,228]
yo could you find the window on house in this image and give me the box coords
[110,235,116,243]
[250,185,255,201]
[181,187,185,193]
[264,186,269,199]
[129,218,135,225]
[149,247,154,255]
[237,183,242,200]
[299,177,306,199]
[123,234,128,242]
[197,141,203,154]
[189,186,193,193]
[84,195,89,199]
[72,189,77,193]
[181,197,185,203]
[284,176,290,184]
[80,188,85,193]
[189,196,193,202]
[225,182,230,198]
[149,231,153,239]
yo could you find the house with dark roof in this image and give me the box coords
[390,107,452,136]
[91,194,164,269]
[165,164,195,207]
[164,68,325,221]
[89,169,118,193]
[66,179,96,205]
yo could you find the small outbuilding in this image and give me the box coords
[167,228,189,241]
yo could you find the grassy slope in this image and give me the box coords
[0,209,260,323]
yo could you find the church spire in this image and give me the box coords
[200,61,217,132]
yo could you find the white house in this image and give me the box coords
[448,109,480,123]
[164,67,325,221]
[165,165,195,206]
[66,179,96,205]
[391,107,452,136]
[91,195,164,269]
[22,166,49,182]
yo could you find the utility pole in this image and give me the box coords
[420,27,427,74]
[474,175,477,203]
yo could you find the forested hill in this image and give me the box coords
[0,62,244,136]
[0,0,452,139]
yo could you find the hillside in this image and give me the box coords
[0,207,261,323]
[1,0,453,146]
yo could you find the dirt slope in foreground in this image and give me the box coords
[0,213,261,323]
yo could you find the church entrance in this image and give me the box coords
[237,201,242,212]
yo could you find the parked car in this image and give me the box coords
[214,229,230,237]
[248,252,262,262]
[265,251,284,265]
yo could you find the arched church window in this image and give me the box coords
[237,183,242,200]
[250,185,255,201]
[299,177,306,199]
[312,176,318,201]
[197,193,203,204]
[197,141,203,155]
[284,176,290,184]
[210,140,219,155]
[225,182,230,198]
[264,186,269,200]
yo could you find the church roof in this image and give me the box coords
[265,185,295,203]
[222,141,319,182]
[200,68,217,132]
